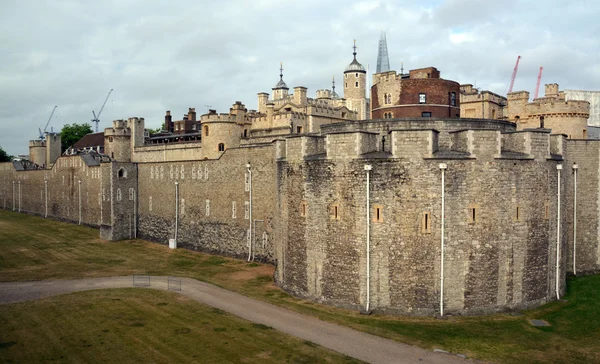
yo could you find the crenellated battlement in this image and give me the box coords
[372,70,402,86]
[253,111,307,124]
[29,140,46,147]
[279,126,563,162]
[527,99,590,117]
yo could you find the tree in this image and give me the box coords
[60,123,93,152]
[0,146,12,162]
[148,126,163,135]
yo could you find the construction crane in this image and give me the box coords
[38,105,58,140]
[533,66,544,100]
[507,55,521,94]
[91,89,113,132]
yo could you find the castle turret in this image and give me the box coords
[104,119,132,162]
[45,132,61,168]
[29,139,46,167]
[257,93,269,114]
[343,40,368,120]
[272,62,289,101]
[293,86,307,105]
[200,104,245,159]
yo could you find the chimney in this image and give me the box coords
[188,108,197,121]
[164,110,173,132]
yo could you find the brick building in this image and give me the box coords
[371,67,461,119]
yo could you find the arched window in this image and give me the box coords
[218,143,225,152]
[118,168,127,179]
[204,125,209,136]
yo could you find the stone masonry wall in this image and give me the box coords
[136,144,278,262]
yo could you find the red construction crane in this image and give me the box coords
[533,66,544,100]
[507,55,522,94]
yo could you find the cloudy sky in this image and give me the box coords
[1,0,598,155]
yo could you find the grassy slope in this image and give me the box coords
[0,289,361,364]
[1,210,599,363]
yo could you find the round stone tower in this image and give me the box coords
[200,102,250,159]
[104,119,132,162]
[343,40,368,120]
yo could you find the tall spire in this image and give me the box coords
[353,39,357,60]
[332,76,338,98]
[279,61,284,81]
[376,32,390,74]
[273,61,288,90]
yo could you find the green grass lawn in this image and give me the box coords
[0,289,361,364]
[1,209,599,364]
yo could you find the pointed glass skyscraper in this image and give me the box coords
[376,32,390,74]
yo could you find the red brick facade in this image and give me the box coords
[371,67,461,119]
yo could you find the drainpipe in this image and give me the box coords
[18,181,21,212]
[556,164,562,299]
[247,163,252,262]
[78,180,82,225]
[44,180,48,218]
[439,163,448,316]
[134,191,137,239]
[12,181,15,211]
[175,181,179,243]
[572,164,578,275]
[364,164,372,312]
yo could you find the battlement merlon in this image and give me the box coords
[283,135,325,161]
[501,129,552,160]
[507,91,531,101]
[390,129,439,159]
[325,131,378,160]
[449,129,501,160]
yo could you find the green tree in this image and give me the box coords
[0,146,12,162]
[148,127,163,134]
[60,123,93,152]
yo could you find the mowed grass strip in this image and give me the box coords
[1,210,600,364]
[0,289,362,364]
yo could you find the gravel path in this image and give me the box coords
[0,276,476,364]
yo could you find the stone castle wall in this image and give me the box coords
[136,144,278,262]
[2,117,600,316]
[276,129,569,315]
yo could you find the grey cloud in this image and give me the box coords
[1,0,598,155]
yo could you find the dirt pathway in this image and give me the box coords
[0,276,475,364]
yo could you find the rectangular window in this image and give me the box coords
[181,198,185,215]
[355,81,358,87]
[149,196,152,212]
[232,201,237,218]
[419,93,426,104]
[116,188,122,202]
[422,212,431,233]
[129,188,134,201]
[515,206,521,221]
[205,199,210,216]
[297,126,303,133]
[300,201,307,217]
[544,202,550,220]
[451,92,456,106]
[245,201,249,219]
[468,205,478,224]
[372,204,384,223]
[245,172,250,192]
[422,112,432,117]
[330,203,340,220]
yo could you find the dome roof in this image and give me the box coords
[273,77,289,90]
[272,62,289,90]
[345,58,366,73]
[344,41,366,73]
